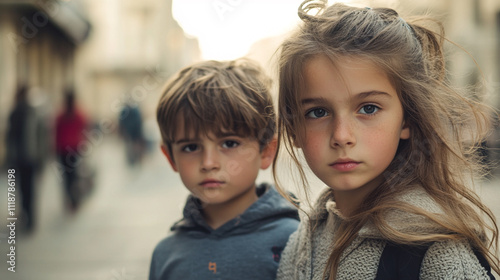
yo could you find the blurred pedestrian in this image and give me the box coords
[119,101,145,166]
[55,90,88,212]
[5,85,49,232]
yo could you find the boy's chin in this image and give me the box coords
[195,189,224,205]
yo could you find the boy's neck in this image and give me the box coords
[201,185,259,230]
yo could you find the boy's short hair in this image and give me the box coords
[157,59,276,157]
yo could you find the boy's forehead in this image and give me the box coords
[172,117,238,141]
[171,118,197,140]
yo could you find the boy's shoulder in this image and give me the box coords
[151,230,186,254]
[150,228,203,267]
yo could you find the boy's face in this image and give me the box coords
[162,124,276,207]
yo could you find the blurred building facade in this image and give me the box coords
[0,0,200,165]
[398,0,500,162]
[75,0,200,123]
[0,0,91,164]
[398,0,500,108]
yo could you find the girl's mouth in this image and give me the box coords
[329,159,360,172]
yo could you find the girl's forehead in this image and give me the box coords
[301,55,394,96]
[303,55,383,75]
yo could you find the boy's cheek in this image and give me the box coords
[236,145,259,159]
[226,160,243,176]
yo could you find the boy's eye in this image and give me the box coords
[305,108,328,119]
[222,140,239,148]
[359,105,380,115]
[181,144,198,152]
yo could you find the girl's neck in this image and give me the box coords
[332,176,384,218]
[332,191,364,217]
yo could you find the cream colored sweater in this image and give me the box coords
[276,186,493,280]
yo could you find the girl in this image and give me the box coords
[273,1,500,279]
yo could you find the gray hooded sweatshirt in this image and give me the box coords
[149,183,299,280]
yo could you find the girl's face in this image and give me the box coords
[298,55,410,206]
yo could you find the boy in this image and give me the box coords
[149,59,299,280]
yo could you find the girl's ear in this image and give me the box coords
[400,121,410,140]
[260,137,278,170]
[161,145,178,172]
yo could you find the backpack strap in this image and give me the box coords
[473,248,496,280]
[375,242,433,280]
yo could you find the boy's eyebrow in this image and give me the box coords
[173,132,241,144]
[174,138,197,144]
[217,132,240,138]
[301,90,391,104]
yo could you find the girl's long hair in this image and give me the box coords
[272,1,499,278]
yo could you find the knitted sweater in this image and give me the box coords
[276,186,493,280]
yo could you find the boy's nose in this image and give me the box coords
[200,149,220,171]
[330,118,356,148]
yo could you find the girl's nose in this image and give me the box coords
[330,118,356,148]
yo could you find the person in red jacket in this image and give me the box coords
[55,91,88,211]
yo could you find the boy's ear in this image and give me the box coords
[260,137,278,170]
[161,145,178,172]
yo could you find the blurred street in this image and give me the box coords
[0,136,191,280]
[0,135,498,280]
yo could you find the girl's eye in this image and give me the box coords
[359,105,380,115]
[222,140,239,148]
[181,144,198,152]
[305,108,328,119]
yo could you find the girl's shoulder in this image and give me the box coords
[420,239,494,279]
[358,185,446,238]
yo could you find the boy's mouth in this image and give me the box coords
[199,179,225,188]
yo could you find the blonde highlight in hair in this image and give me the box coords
[157,59,276,157]
[272,1,499,278]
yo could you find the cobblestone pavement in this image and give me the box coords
[0,136,499,280]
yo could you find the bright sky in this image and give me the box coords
[172,0,305,60]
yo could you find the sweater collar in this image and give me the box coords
[311,185,449,239]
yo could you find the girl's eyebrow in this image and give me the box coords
[301,91,391,105]
[355,90,392,100]
[301,97,329,105]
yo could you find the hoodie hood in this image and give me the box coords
[171,183,299,237]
